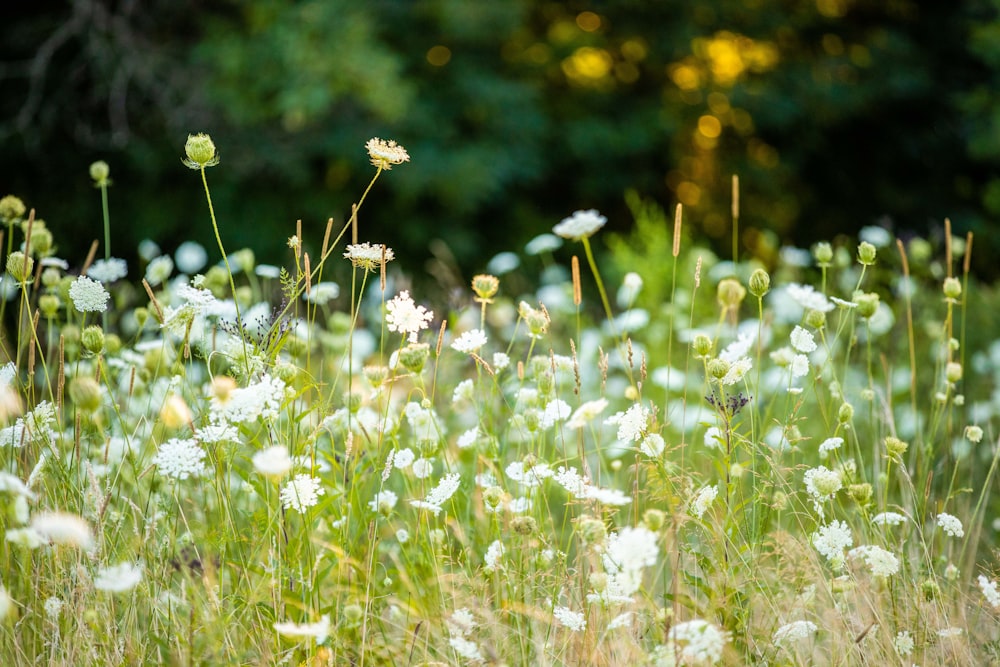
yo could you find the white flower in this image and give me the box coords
[703,426,724,450]
[790,354,810,378]
[811,520,852,568]
[484,539,504,572]
[211,373,285,424]
[804,466,842,516]
[0,586,11,622]
[0,471,35,500]
[603,526,659,598]
[786,283,834,313]
[582,486,631,506]
[279,474,325,513]
[872,512,907,526]
[30,512,93,549]
[721,356,752,386]
[524,233,563,255]
[274,615,331,643]
[553,209,607,241]
[449,636,485,663]
[365,137,409,169]
[304,282,340,305]
[507,496,533,513]
[492,352,510,370]
[153,438,206,480]
[252,446,293,478]
[145,255,174,287]
[553,606,586,632]
[456,427,479,450]
[411,458,434,479]
[719,331,755,363]
[447,608,478,637]
[566,398,609,429]
[6,527,45,549]
[43,596,63,620]
[607,403,648,442]
[451,328,487,354]
[505,459,552,488]
[607,612,633,630]
[818,437,843,459]
[68,276,110,312]
[452,379,474,405]
[385,291,433,343]
[94,562,143,593]
[979,575,1000,608]
[344,242,394,271]
[368,489,398,513]
[690,485,718,520]
[937,512,964,538]
[893,630,914,656]
[174,241,207,273]
[638,433,665,457]
[391,448,415,469]
[409,473,460,515]
[540,399,571,429]
[669,619,729,664]
[790,325,817,353]
[86,258,127,283]
[773,620,817,647]
[849,545,899,577]
[395,529,409,543]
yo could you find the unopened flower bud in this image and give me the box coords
[855,292,879,319]
[692,334,713,358]
[577,516,607,545]
[848,483,872,506]
[183,133,219,169]
[707,358,729,380]
[643,509,666,531]
[857,241,877,266]
[716,278,746,312]
[965,425,984,443]
[943,277,962,300]
[0,195,26,225]
[81,325,105,355]
[838,401,854,424]
[884,436,908,458]
[945,362,962,384]
[89,160,110,186]
[39,294,60,318]
[471,274,499,303]
[748,268,770,298]
[68,376,102,413]
[813,241,833,266]
[511,515,537,535]
[804,309,826,329]
[398,343,430,374]
[6,251,32,283]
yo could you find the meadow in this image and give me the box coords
[0,133,998,665]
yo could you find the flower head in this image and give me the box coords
[280,474,325,513]
[936,512,964,538]
[183,133,219,169]
[386,290,434,343]
[365,137,409,170]
[252,445,293,478]
[451,328,487,354]
[94,562,143,593]
[68,276,110,313]
[86,258,127,283]
[553,209,607,241]
[344,242,394,272]
[153,438,206,480]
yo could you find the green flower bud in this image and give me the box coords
[577,516,607,545]
[284,335,308,359]
[692,333,713,358]
[857,241,877,266]
[848,483,872,506]
[81,325,105,355]
[589,572,608,591]
[231,248,255,274]
[343,603,363,625]
[511,515,537,535]
[482,486,504,509]
[921,578,939,600]
[943,277,962,300]
[748,268,770,298]
[536,371,554,398]
[6,251,33,283]
[183,133,219,169]
[104,334,121,356]
[965,425,984,444]
[202,266,229,297]
[643,508,666,532]
[41,267,61,288]
[884,436,908,458]
[854,292,879,319]
[523,408,541,432]
[89,160,110,186]
[273,362,297,385]
[945,362,962,384]
[364,365,388,388]
[133,307,149,331]
[472,274,500,303]
[909,238,932,264]
[813,241,834,266]
[519,301,550,338]
[28,227,53,256]
[398,343,430,374]
[804,308,827,330]
[61,324,80,347]
[38,294,60,318]
[707,358,729,380]
[838,401,854,424]
[344,391,363,413]
[68,376,102,413]
[716,278,746,312]
[0,195,26,225]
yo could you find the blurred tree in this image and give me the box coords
[1,0,996,280]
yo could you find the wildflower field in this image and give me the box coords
[1,134,999,666]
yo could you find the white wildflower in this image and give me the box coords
[94,562,143,593]
[30,512,93,549]
[145,255,174,286]
[368,489,398,513]
[274,615,331,643]
[279,474,325,513]
[211,373,285,423]
[893,630,914,656]
[492,352,510,370]
[812,520,852,568]
[409,473,460,515]
[344,242,394,272]
[451,328,487,354]
[786,283,834,313]
[68,276,110,312]
[937,512,964,538]
[606,403,648,442]
[639,433,665,457]
[979,575,1000,608]
[252,445,293,478]
[790,325,817,353]
[86,258,127,283]
[553,606,586,632]
[553,209,607,241]
[174,241,207,273]
[391,448,415,469]
[669,619,730,664]
[818,437,843,459]
[484,539,504,572]
[456,427,479,449]
[721,356,752,386]
[365,137,409,169]
[153,438,206,480]
[690,485,718,520]
[304,282,340,305]
[872,512,907,526]
[411,458,434,479]
[773,620,818,647]
[566,398,609,429]
[385,291,433,343]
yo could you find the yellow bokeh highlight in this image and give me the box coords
[562,47,613,85]
[816,0,852,18]
[707,92,730,115]
[426,45,452,67]
[821,34,844,56]
[676,181,702,206]
[680,31,780,88]
[669,61,702,91]
[576,11,601,32]
[621,39,648,62]
[697,115,723,138]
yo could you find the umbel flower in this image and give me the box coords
[344,242,394,272]
[553,209,607,241]
[365,137,409,170]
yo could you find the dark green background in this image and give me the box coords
[3,0,998,277]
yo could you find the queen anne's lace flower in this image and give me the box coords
[69,276,110,312]
[937,512,964,538]
[790,325,817,353]
[153,438,206,480]
[772,620,817,647]
[566,398,609,429]
[668,619,730,664]
[690,485,718,520]
[280,474,324,513]
[553,606,586,632]
[365,137,409,169]
[386,291,433,343]
[483,539,504,571]
[451,329,487,354]
[872,511,907,526]
[94,562,143,593]
[410,473,461,515]
[273,615,331,643]
[211,374,285,424]
[607,403,649,442]
[979,575,1000,608]
[86,258,127,283]
[812,520,852,568]
[344,242,394,271]
[252,446,293,477]
[553,209,607,241]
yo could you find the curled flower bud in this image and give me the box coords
[748,268,770,298]
[6,251,33,283]
[813,241,833,266]
[857,241,877,266]
[89,160,110,186]
[81,325,105,355]
[943,277,962,300]
[854,292,879,319]
[471,274,500,303]
[0,195,26,226]
[838,401,854,424]
[716,278,746,313]
[692,334,713,358]
[945,362,962,384]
